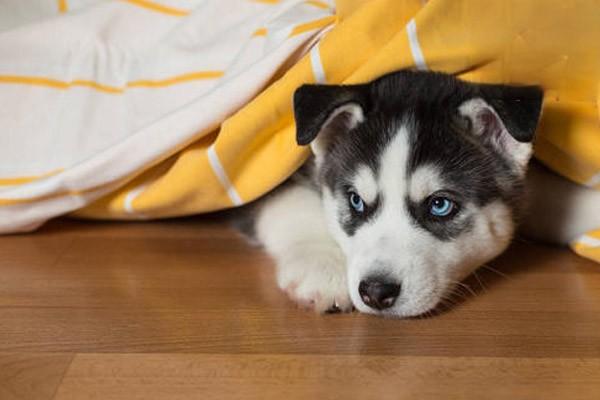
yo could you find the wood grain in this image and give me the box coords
[0,353,73,400]
[54,354,600,400]
[1,216,600,398]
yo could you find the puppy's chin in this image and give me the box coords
[352,296,442,319]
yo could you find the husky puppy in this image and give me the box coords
[237,70,598,318]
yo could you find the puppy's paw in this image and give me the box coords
[276,249,352,314]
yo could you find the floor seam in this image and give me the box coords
[50,353,76,400]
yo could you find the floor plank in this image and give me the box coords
[54,354,600,400]
[0,353,73,400]
[1,217,600,398]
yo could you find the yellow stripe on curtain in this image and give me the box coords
[0,169,63,186]
[57,0,68,13]
[122,0,190,16]
[0,71,224,94]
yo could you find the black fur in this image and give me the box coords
[294,84,370,146]
[293,70,543,239]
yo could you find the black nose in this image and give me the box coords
[359,279,401,310]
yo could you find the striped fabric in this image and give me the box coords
[1,0,599,264]
[0,0,336,230]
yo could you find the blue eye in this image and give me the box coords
[429,197,455,217]
[349,191,365,213]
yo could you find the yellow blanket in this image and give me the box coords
[3,0,600,263]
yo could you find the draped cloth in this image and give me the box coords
[1,0,599,263]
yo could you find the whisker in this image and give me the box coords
[454,281,477,297]
[447,288,466,303]
[512,235,534,245]
[472,270,487,293]
[446,289,464,303]
[441,298,457,309]
[480,263,511,280]
[443,296,458,308]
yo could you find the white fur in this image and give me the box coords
[257,121,533,317]
[352,165,378,204]
[255,184,351,312]
[322,125,515,317]
[409,165,445,202]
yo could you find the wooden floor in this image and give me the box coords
[1,216,600,399]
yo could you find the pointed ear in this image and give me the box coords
[459,85,543,171]
[293,84,368,161]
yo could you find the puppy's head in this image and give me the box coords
[293,70,543,317]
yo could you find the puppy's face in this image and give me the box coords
[294,70,543,317]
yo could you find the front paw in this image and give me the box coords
[276,250,352,313]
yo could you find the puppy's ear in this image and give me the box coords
[293,84,369,161]
[459,84,543,171]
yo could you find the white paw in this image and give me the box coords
[276,248,352,313]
